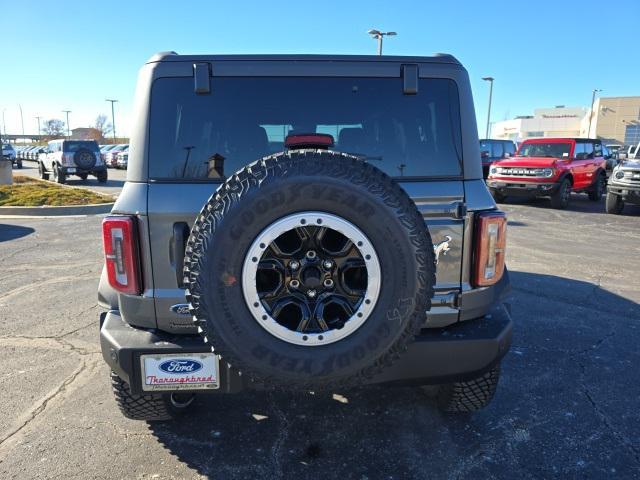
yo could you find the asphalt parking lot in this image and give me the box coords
[14,161,127,197]
[0,195,639,479]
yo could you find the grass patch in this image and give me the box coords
[0,176,113,206]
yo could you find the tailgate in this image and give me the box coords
[147,181,465,333]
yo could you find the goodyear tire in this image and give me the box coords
[184,150,436,389]
[111,372,195,421]
[437,366,501,413]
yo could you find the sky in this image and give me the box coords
[1,0,639,138]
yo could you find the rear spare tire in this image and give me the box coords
[184,151,436,389]
[74,148,96,170]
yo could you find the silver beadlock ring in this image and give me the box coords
[241,211,381,346]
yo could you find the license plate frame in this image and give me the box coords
[140,353,219,392]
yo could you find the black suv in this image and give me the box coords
[479,139,517,178]
[99,53,512,421]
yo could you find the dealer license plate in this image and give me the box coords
[140,353,219,391]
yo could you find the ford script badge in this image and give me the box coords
[159,359,203,374]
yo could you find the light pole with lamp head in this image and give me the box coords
[62,110,71,138]
[482,77,494,139]
[588,88,602,138]
[105,99,118,143]
[367,29,397,55]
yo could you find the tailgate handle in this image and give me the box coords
[171,222,190,288]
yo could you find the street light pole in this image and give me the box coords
[482,77,494,139]
[588,88,602,138]
[62,110,71,138]
[367,29,397,55]
[18,104,25,136]
[2,109,6,137]
[105,99,118,143]
[35,116,41,138]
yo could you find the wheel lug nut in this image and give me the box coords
[307,289,317,298]
[323,278,334,288]
[323,260,333,270]
[289,280,300,289]
[289,260,300,270]
[306,250,317,260]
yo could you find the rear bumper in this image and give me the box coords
[101,303,513,395]
[61,165,107,175]
[487,179,559,196]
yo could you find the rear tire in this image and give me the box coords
[97,170,108,183]
[605,192,624,215]
[16,161,22,169]
[110,372,195,422]
[53,164,66,184]
[588,173,606,202]
[437,366,501,413]
[550,178,571,209]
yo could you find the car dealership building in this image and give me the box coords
[491,96,640,146]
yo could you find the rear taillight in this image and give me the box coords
[473,211,507,287]
[102,216,142,295]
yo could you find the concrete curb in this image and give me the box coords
[0,203,114,216]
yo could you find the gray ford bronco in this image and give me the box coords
[606,157,640,214]
[99,52,512,421]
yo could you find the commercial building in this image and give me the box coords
[490,96,640,146]
[580,96,640,146]
[490,106,585,141]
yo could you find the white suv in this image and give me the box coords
[39,139,108,184]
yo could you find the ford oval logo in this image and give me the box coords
[159,359,203,374]
[171,304,191,316]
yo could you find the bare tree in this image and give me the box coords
[94,114,112,139]
[43,119,66,138]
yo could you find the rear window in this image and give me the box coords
[64,141,99,152]
[149,77,463,180]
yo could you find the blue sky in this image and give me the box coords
[1,0,638,138]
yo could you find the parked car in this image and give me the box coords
[28,146,47,161]
[479,139,517,178]
[606,157,640,214]
[2,143,20,168]
[116,147,129,169]
[487,138,607,209]
[100,52,512,421]
[104,144,128,167]
[39,139,108,183]
[17,146,29,160]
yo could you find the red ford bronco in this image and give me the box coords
[487,138,607,209]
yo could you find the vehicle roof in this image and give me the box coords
[522,137,601,143]
[146,51,461,65]
[49,139,97,143]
